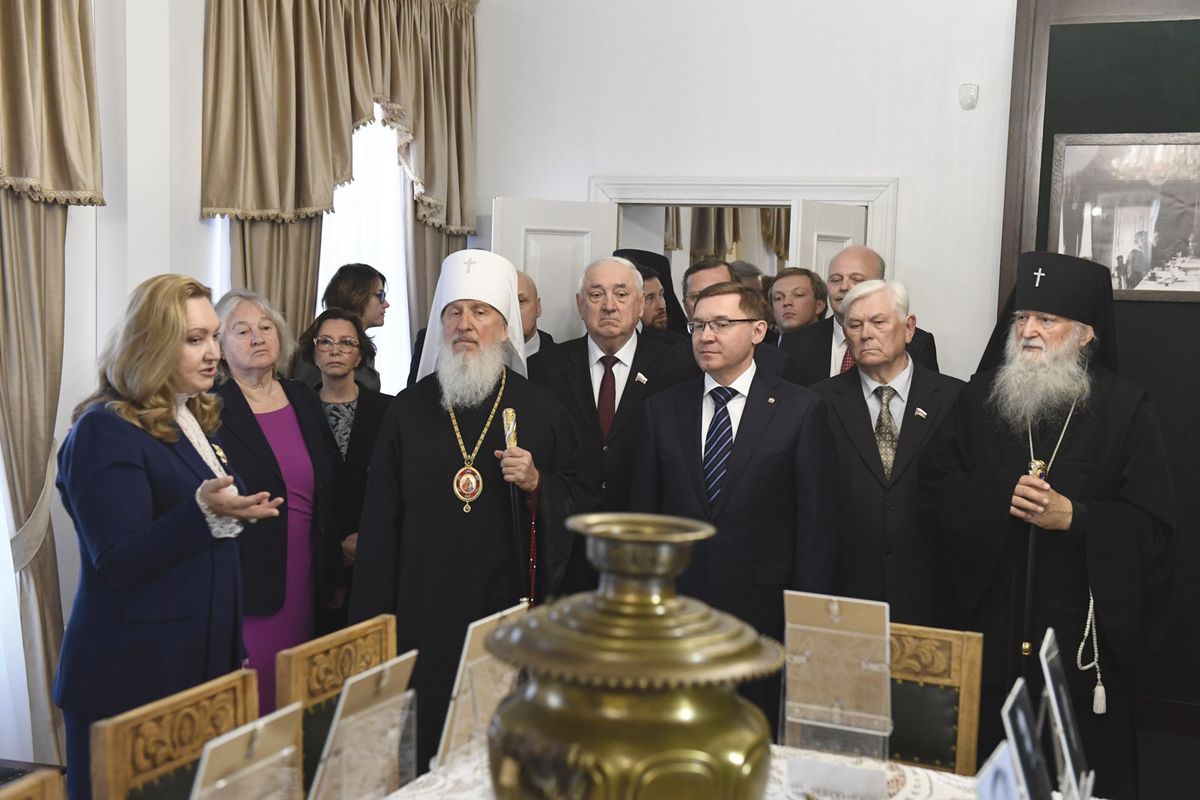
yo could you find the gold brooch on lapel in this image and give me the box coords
[212,444,229,465]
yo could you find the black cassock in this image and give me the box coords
[922,366,1173,800]
[348,368,598,769]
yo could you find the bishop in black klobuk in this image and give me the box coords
[922,251,1174,799]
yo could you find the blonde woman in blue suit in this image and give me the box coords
[54,275,282,800]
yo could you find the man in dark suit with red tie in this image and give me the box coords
[630,281,836,734]
[780,246,939,385]
[528,256,686,593]
[810,279,962,625]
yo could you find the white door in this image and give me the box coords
[796,201,868,275]
[492,197,618,341]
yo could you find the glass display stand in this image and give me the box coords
[782,591,893,760]
[308,649,418,800]
[190,703,303,800]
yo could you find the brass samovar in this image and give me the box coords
[485,513,784,799]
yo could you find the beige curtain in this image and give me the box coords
[202,0,478,333]
[230,218,324,337]
[690,207,741,263]
[0,189,68,763]
[664,206,682,252]
[760,207,790,261]
[404,196,465,336]
[0,1,104,206]
[0,0,103,764]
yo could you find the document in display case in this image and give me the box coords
[189,703,303,800]
[782,591,892,760]
[308,649,418,800]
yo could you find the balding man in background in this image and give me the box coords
[781,246,939,385]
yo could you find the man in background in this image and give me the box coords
[771,267,828,343]
[780,246,938,384]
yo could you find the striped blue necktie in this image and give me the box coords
[703,386,738,506]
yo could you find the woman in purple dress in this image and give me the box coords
[214,290,340,712]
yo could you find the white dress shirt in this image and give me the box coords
[828,318,849,378]
[858,354,914,435]
[524,330,541,358]
[701,361,757,456]
[587,333,638,409]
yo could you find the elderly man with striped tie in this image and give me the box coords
[630,281,837,737]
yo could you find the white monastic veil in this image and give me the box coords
[413,249,528,383]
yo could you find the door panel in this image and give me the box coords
[492,197,618,341]
[797,201,868,275]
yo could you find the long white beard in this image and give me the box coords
[988,322,1092,434]
[436,341,506,411]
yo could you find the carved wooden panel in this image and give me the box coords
[890,633,957,684]
[91,669,258,800]
[276,614,397,708]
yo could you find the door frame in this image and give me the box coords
[588,175,899,271]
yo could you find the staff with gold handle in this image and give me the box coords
[502,408,530,605]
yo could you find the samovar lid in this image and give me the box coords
[486,513,785,689]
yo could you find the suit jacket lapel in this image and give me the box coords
[564,340,603,441]
[890,367,941,482]
[711,369,778,517]
[168,431,217,482]
[608,338,653,440]
[830,371,888,485]
[217,382,284,484]
[673,378,706,506]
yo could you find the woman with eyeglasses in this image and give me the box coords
[297,309,392,629]
[293,263,389,391]
[213,289,341,712]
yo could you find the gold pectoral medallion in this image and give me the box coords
[447,370,507,515]
[454,465,483,512]
[1027,459,1047,480]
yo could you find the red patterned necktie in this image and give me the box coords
[839,345,854,373]
[597,355,617,438]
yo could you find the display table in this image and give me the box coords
[391,743,977,799]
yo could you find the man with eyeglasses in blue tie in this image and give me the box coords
[630,281,836,738]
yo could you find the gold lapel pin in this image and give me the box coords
[212,444,228,465]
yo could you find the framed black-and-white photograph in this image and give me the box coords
[1001,678,1054,800]
[1048,132,1200,302]
[1039,629,1091,799]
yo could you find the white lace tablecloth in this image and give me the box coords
[391,743,977,799]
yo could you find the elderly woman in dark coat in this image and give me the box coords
[213,289,340,713]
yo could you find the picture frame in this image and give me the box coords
[1039,629,1094,800]
[1048,132,1200,302]
[1000,678,1054,800]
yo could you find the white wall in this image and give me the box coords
[475,0,1018,379]
[54,0,212,613]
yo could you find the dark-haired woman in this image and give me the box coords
[293,263,388,390]
[298,309,392,627]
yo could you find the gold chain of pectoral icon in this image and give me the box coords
[1021,398,1076,657]
[448,368,506,513]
